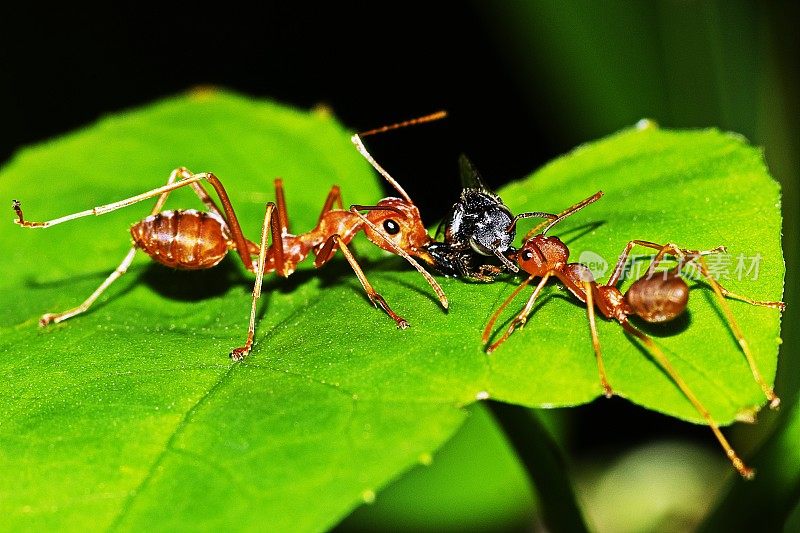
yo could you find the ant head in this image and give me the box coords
[515,235,569,276]
[625,271,689,323]
[357,198,434,259]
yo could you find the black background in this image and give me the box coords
[1,4,561,221]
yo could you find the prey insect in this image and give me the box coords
[12,112,449,360]
[424,156,562,281]
[482,193,785,478]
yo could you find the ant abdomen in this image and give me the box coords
[625,271,689,323]
[131,209,233,270]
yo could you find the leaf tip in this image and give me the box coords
[187,85,221,101]
[360,489,376,504]
[734,408,758,424]
[311,102,335,119]
[635,118,659,131]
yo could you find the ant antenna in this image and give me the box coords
[350,204,404,216]
[357,111,447,138]
[351,135,412,202]
[540,191,604,235]
[508,192,604,241]
[351,111,448,204]
[527,191,604,238]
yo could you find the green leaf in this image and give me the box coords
[0,92,783,530]
[340,403,537,531]
[487,120,784,424]
[0,91,468,531]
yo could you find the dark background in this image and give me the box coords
[1,3,550,218]
[2,3,796,219]
[3,2,798,530]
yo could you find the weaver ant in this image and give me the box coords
[12,112,449,360]
[482,192,785,478]
[425,155,561,280]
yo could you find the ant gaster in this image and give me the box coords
[425,156,566,281]
[482,191,785,479]
[12,112,450,360]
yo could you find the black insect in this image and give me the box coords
[424,155,557,280]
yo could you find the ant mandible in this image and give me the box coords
[12,112,450,360]
[482,192,785,478]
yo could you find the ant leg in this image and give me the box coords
[690,257,785,310]
[273,178,292,234]
[263,182,291,277]
[316,233,410,328]
[607,240,661,285]
[231,202,276,361]
[545,266,613,397]
[487,272,552,354]
[13,166,190,228]
[40,248,138,326]
[707,284,785,310]
[583,281,613,397]
[149,167,185,213]
[37,168,192,326]
[13,171,257,272]
[474,264,504,282]
[619,319,754,479]
[167,167,259,255]
[692,257,782,408]
[316,185,344,224]
[482,275,535,344]
[165,167,224,217]
[643,244,725,279]
[189,173,258,271]
[606,240,725,285]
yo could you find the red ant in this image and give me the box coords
[12,113,449,360]
[483,191,785,478]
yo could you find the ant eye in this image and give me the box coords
[383,219,400,235]
[521,250,534,262]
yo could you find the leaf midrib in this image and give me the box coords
[107,362,239,530]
